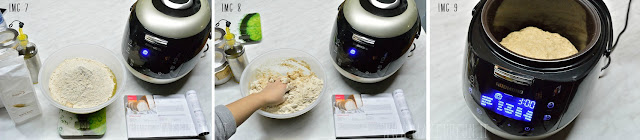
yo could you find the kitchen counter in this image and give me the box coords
[0,0,213,139]
[430,0,639,139]
[214,0,426,139]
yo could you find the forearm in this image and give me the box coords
[225,93,266,126]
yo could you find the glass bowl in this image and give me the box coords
[38,44,126,114]
[239,48,326,119]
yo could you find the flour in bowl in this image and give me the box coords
[49,58,116,108]
[249,59,323,114]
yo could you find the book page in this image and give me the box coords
[333,93,404,138]
[392,89,417,135]
[185,90,210,136]
[124,94,197,138]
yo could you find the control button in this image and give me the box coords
[468,87,473,94]
[547,102,555,109]
[543,115,551,121]
[476,108,482,115]
[524,127,531,131]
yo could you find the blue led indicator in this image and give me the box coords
[141,49,149,57]
[543,115,551,121]
[349,48,356,55]
[480,90,536,122]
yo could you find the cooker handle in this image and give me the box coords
[600,3,615,71]
[415,20,421,39]
[201,43,210,58]
[601,0,631,71]
[472,0,485,16]
[130,2,136,11]
[408,43,416,57]
[601,29,613,71]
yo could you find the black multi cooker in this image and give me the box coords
[122,0,211,84]
[330,0,421,83]
[463,0,615,138]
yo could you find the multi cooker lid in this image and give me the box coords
[342,0,418,38]
[480,0,602,63]
[135,0,211,39]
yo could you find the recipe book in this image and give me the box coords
[124,91,209,138]
[332,89,417,139]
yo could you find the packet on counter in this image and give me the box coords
[0,48,42,124]
[0,48,12,109]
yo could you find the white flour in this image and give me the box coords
[49,58,116,108]
[249,59,323,114]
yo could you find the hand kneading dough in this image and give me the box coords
[500,27,578,59]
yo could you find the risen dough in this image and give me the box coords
[500,27,578,59]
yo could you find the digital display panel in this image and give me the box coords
[480,90,536,122]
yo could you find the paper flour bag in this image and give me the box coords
[0,48,42,124]
[0,48,14,109]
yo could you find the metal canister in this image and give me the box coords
[17,42,41,84]
[214,27,225,48]
[0,29,18,49]
[224,44,247,82]
[1,28,40,84]
[215,48,232,85]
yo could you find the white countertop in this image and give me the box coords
[430,0,639,139]
[214,0,426,139]
[0,0,213,139]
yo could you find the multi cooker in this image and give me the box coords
[463,0,614,138]
[122,0,211,84]
[330,0,421,83]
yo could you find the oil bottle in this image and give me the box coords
[13,21,41,84]
[222,21,247,82]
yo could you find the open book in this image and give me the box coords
[332,89,416,139]
[124,90,209,138]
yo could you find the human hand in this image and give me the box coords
[257,78,288,106]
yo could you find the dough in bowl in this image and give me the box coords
[249,59,323,114]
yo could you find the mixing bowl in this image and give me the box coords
[239,48,326,119]
[39,44,127,114]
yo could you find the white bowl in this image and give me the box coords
[39,44,126,114]
[239,48,326,119]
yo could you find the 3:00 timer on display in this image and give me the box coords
[480,91,536,122]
